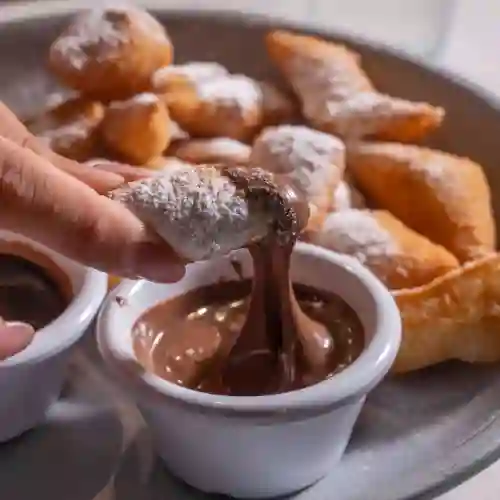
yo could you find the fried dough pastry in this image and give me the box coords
[331,176,366,212]
[170,138,251,165]
[348,142,496,262]
[266,30,444,141]
[49,7,173,100]
[155,62,296,141]
[170,120,189,143]
[152,62,229,94]
[250,125,345,227]
[100,93,171,165]
[259,81,298,126]
[165,74,263,141]
[393,254,500,373]
[110,164,293,261]
[26,96,104,161]
[309,209,459,290]
[145,156,193,171]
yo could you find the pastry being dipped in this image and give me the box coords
[109,163,309,262]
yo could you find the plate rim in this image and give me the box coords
[3,4,500,499]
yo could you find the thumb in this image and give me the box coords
[0,137,185,282]
[0,320,35,361]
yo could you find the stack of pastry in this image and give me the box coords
[27,7,500,374]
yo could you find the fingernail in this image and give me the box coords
[0,322,36,361]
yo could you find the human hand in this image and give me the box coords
[0,102,185,283]
[0,317,35,361]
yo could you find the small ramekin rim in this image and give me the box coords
[98,243,402,414]
[0,263,108,368]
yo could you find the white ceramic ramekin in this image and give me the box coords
[0,230,108,442]
[97,242,401,498]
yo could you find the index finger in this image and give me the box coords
[0,101,125,193]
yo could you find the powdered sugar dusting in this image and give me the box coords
[197,75,262,112]
[250,125,345,201]
[331,181,352,211]
[110,164,271,261]
[283,39,443,138]
[51,7,168,71]
[313,209,398,263]
[152,62,228,88]
[175,138,251,164]
[109,92,159,110]
[37,121,89,149]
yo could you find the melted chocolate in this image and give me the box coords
[133,167,364,396]
[0,254,67,330]
[133,281,364,396]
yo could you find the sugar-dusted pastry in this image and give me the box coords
[152,62,229,94]
[266,30,444,141]
[26,96,105,161]
[331,177,366,212]
[259,81,298,126]
[309,209,459,290]
[100,93,171,165]
[393,254,500,373]
[165,73,264,142]
[170,138,251,165]
[145,156,194,171]
[110,164,299,261]
[250,125,345,227]
[170,120,189,143]
[348,142,496,262]
[49,7,173,100]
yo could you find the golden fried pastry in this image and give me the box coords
[393,254,500,373]
[152,62,229,94]
[170,120,189,143]
[170,138,251,165]
[348,142,496,262]
[26,96,104,161]
[250,125,345,227]
[155,60,295,141]
[49,7,173,100]
[165,73,264,141]
[145,156,194,171]
[266,30,444,141]
[331,176,366,212]
[309,209,459,290]
[99,93,171,165]
[259,81,298,126]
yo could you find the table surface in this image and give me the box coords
[3,1,500,498]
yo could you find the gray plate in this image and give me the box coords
[2,6,500,500]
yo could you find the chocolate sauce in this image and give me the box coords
[0,254,68,330]
[133,281,364,395]
[133,166,364,395]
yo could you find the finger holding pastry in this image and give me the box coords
[0,136,185,282]
[109,163,308,262]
